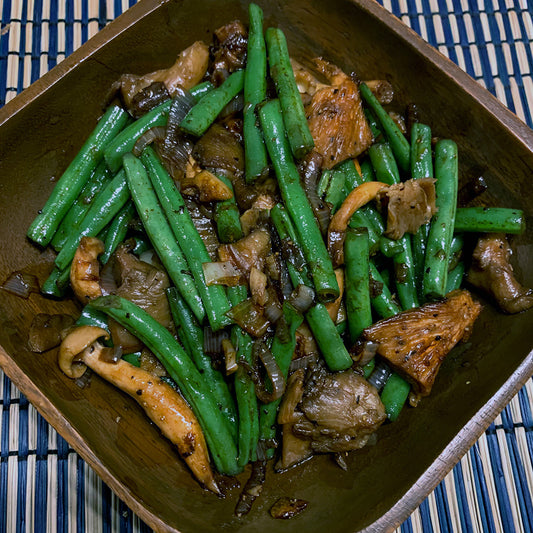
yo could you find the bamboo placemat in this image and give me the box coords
[1,0,532,531]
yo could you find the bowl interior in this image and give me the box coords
[0,0,532,531]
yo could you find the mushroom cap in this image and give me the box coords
[58,325,110,379]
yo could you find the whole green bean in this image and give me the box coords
[104,100,172,172]
[214,175,244,243]
[189,81,215,100]
[141,147,231,331]
[244,3,269,183]
[167,287,237,442]
[454,207,525,234]
[89,295,240,475]
[227,284,259,467]
[101,202,137,264]
[345,229,372,342]
[306,303,353,371]
[122,153,205,323]
[28,106,129,246]
[368,142,401,185]
[364,108,385,141]
[369,262,402,318]
[324,168,347,212]
[380,373,411,422]
[180,70,245,137]
[423,140,459,300]
[410,123,433,298]
[265,27,314,159]
[359,82,410,172]
[51,161,113,251]
[259,303,303,459]
[75,305,109,331]
[259,99,339,302]
[54,170,130,271]
[41,265,70,298]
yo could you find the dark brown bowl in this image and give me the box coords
[0,0,532,531]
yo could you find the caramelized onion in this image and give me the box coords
[367,361,392,392]
[234,460,267,517]
[133,126,166,156]
[28,313,75,353]
[2,271,39,298]
[202,261,245,286]
[251,340,286,403]
[288,284,315,314]
[226,298,270,337]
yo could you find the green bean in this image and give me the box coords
[41,265,70,298]
[410,123,433,298]
[121,352,141,367]
[270,203,350,370]
[379,236,404,257]
[75,305,109,331]
[380,373,411,422]
[359,82,410,173]
[28,106,129,246]
[364,108,385,141]
[259,99,339,301]
[445,262,465,293]
[259,303,304,459]
[317,169,333,198]
[324,168,347,212]
[454,207,525,234]
[189,81,215,100]
[348,211,381,252]
[336,320,347,336]
[54,170,130,271]
[180,70,245,137]
[363,358,376,379]
[101,202,136,264]
[306,303,353,371]
[360,159,376,182]
[368,142,401,185]
[265,27,314,159]
[141,147,231,331]
[448,234,464,272]
[423,140,459,300]
[167,287,237,441]
[122,153,205,323]
[214,175,244,243]
[51,161,113,251]
[89,295,240,475]
[131,236,151,256]
[345,229,372,342]
[244,3,269,183]
[227,284,259,467]
[369,262,401,318]
[103,100,172,172]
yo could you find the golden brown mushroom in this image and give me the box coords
[59,326,219,493]
[70,236,104,303]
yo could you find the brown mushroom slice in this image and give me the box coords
[466,233,533,314]
[306,58,373,169]
[376,177,437,240]
[356,290,482,396]
[58,326,219,494]
[118,41,209,111]
[70,236,105,303]
[218,227,272,275]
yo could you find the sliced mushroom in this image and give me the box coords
[58,326,219,493]
[70,236,104,303]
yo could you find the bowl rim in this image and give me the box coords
[0,0,532,531]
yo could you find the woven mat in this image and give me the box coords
[1,0,532,531]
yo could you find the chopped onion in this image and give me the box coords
[252,340,286,403]
[289,353,318,373]
[226,298,270,337]
[132,126,166,156]
[219,93,244,118]
[2,271,39,298]
[277,368,305,424]
[234,460,267,517]
[288,284,315,314]
[299,151,330,235]
[203,326,229,355]
[249,267,268,306]
[358,340,379,365]
[367,361,392,392]
[28,313,75,353]
[202,261,245,286]
[222,338,238,375]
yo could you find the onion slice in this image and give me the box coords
[2,271,39,298]
[202,261,245,286]
[226,298,270,337]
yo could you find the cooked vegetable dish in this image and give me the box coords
[13,3,532,518]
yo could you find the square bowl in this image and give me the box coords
[0,0,532,531]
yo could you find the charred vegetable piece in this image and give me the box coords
[141,147,231,331]
[466,233,533,313]
[357,290,482,396]
[180,70,245,137]
[423,140,459,300]
[454,207,525,234]
[27,106,129,247]
[359,82,410,173]
[259,99,339,302]
[244,3,269,183]
[58,326,219,493]
[54,170,131,272]
[89,296,241,475]
[305,58,373,168]
[265,27,315,159]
